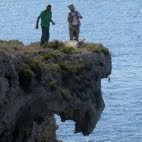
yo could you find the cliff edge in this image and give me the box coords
[0,40,111,142]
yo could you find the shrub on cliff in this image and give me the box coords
[59,60,87,74]
[19,64,35,91]
[61,88,72,101]
[29,59,43,80]
[42,53,58,60]
[46,40,65,49]
[49,80,58,91]
[59,46,75,54]
[82,43,110,55]
[45,63,61,72]
[33,53,58,61]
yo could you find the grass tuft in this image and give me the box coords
[82,43,110,55]
[42,53,58,60]
[59,61,87,74]
[46,63,61,72]
[61,88,72,100]
[49,80,58,91]
[47,40,65,49]
[59,46,75,54]
[19,64,35,91]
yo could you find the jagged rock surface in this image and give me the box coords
[0,40,111,142]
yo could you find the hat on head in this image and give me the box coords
[68,4,75,9]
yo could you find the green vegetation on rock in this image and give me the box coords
[19,64,35,91]
[42,53,58,60]
[32,53,58,62]
[47,40,65,49]
[49,80,58,91]
[59,46,75,54]
[20,64,35,80]
[29,59,43,80]
[59,60,87,74]
[82,43,110,55]
[61,88,72,100]
[46,63,61,72]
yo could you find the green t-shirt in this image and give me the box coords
[40,10,52,28]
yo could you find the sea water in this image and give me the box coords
[0,0,142,141]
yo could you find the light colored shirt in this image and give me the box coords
[68,11,81,25]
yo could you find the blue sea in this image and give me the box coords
[0,0,142,141]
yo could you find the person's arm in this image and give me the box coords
[49,12,55,25]
[68,13,73,23]
[79,15,83,19]
[50,19,55,25]
[77,11,83,19]
[36,16,40,29]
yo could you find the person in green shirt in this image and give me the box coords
[36,5,55,45]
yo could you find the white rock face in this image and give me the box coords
[65,41,78,48]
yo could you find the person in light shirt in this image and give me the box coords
[68,4,83,41]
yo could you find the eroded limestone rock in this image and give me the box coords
[0,40,111,142]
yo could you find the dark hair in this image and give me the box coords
[47,5,51,8]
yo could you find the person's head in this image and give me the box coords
[68,4,75,12]
[46,5,52,11]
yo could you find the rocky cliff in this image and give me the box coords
[0,40,111,142]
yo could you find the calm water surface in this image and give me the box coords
[0,0,142,142]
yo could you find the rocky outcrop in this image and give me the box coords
[0,40,111,142]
